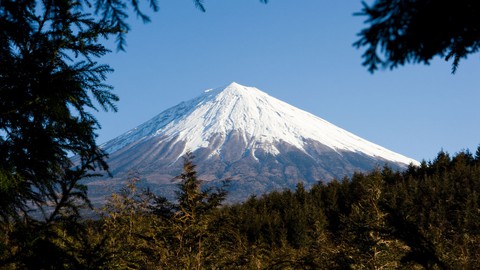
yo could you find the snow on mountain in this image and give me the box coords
[102,82,418,166]
[87,82,419,203]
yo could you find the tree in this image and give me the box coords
[355,0,480,73]
[169,152,228,269]
[341,172,408,269]
[100,174,159,269]
[1,0,119,223]
[97,153,229,269]
[0,0,267,223]
[0,1,266,267]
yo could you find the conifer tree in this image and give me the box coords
[1,0,120,223]
[0,0,270,227]
[170,151,228,269]
[355,0,480,73]
[342,172,407,269]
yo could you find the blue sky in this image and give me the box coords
[95,0,480,162]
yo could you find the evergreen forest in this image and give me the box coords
[1,149,480,269]
[3,1,480,269]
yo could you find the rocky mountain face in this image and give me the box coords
[87,82,418,203]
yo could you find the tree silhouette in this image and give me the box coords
[1,0,121,222]
[355,0,480,73]
[0,0,270,225]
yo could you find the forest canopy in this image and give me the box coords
[2,149,480,268]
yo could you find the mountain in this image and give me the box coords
[87,82,418,203]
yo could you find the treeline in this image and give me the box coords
[2,149,480,269]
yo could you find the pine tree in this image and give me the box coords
[2,0,115,220]
[342,172,407,269]
[170,151,228,269]
[355,0,480,73]
[0,1,169,266]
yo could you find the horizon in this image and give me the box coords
[101,81,419,166]
[95,1,480,162]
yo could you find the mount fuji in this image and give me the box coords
[88,82,418,202]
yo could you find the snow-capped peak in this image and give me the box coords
[102,82,419,166]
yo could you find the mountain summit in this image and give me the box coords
[92,82,418,202]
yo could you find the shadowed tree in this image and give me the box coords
[0,0,267,267]
[355,0,480,73]
[0,0,267,223]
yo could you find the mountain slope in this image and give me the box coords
[90,82,418,202]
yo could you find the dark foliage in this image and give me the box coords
[3,148,480,268]
[355,0,480,73]
[0,1,270,268]
[223,148,480,268]
[0,0,270,225]
[1,0,119,223]
[3,0,479,268]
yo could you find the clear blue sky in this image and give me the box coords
[95,0,480,162]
